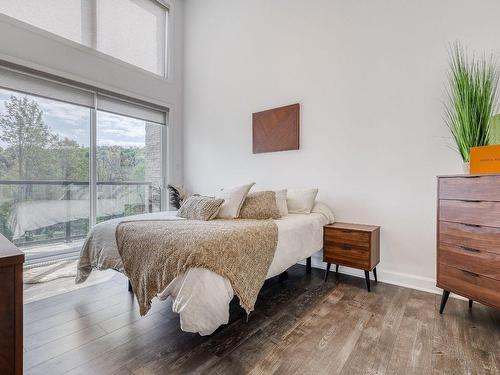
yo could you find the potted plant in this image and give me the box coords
[445,43,499,173]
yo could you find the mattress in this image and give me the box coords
[76,211,329,335]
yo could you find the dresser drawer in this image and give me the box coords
[439,175,500,201]
[439,200,500,228]
[438,242,500,281]
[324,229,370,248]
[324,242,369,269]
[439,221,500,256]
[438,263,500,309]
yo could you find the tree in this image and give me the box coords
[0,95,55,179]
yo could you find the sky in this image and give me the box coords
[0,88,149,148]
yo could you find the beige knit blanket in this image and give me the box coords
[115,219,278,316]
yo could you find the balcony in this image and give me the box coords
[0,179,159,265]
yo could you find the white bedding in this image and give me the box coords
[76,211,329,335]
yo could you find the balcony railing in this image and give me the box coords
[0,180,156,251]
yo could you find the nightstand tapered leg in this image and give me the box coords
[469,299,473,309]
[364,271,371,292]
[373,267,378,283]
[335,264,339,276]
[325,263,331,282]
[306,257,311,274]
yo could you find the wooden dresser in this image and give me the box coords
[437,174,500,313]
[0,235,24,375]
[323,223,380,291]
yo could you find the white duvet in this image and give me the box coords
[76,210,331,335]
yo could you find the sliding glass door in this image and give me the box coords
[0,68,168,263]
[96,111,163,223]
[0,88,91,261]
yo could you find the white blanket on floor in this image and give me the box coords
[77,211,329,335]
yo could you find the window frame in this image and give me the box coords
[0,66,170,230]
[0,0,172,80]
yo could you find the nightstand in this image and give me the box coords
[323,222,380,291]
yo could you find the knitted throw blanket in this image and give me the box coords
[115,219,278,316]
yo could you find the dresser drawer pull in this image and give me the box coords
[341,245,352,250]
[458,199,482,203]
[461,246,480,253]
[461,269,479,277]
[463,223,481,228]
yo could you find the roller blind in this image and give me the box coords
[0,67,93,108]
[96,0,167,76]
[96,94,167,125]
[0,0,84,44]
[0,0,168,76]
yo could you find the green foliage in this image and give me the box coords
[490,113,500,145]
[445,43,499,162]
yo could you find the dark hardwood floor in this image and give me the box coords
[24,265,500,375]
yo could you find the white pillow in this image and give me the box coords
[216,183,255,219]
[312,201,335,223]
[274,189,288,217]
[286,188,318,214]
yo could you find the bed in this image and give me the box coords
[76,209,332,335]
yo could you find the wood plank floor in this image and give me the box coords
[24,265,500,375]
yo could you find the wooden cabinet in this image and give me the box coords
[437,174,500,313]
[323,223,380,291]
[0,235,24,375]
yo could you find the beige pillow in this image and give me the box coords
[177,195,224,220]
[275,189,288,216]
[286,188,318,213]
[216,183,255,219]
[239,191,281,219]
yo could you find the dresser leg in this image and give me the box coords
[439,290,450,314]
[306,256,312,274]
[373,267,378,283]
[364,271,371,292]
[335,264,339,276]
[469,299,473,309]
[325,263,331,282]
[128,280,133,293]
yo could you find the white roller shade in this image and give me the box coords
[0,68,94,107]
[96,93,167,125]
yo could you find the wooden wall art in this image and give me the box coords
[252,103,300,154]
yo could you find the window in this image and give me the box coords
[96,111,163,222]
[0,67,168,262]
[0,0,169,76]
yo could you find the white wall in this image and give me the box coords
[0,0,184,184]
[183,0,500,293]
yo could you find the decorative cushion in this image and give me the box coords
[286,188,318,214]
[239,191,281,220]
[177,195,224,221]
[311,201,335,223]
[216,183,255,219]
[274,189,288,216]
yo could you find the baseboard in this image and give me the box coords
[297,252,465,299]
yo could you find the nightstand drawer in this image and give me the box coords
[324,229,370,248]
[324,243,369,269]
